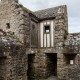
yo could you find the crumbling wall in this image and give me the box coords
[62,33,80,80]
[0,0,30,45]
[0,0,30,80]
[9,46,28,80]
[0,33,28,80]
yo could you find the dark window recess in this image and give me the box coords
[64,54,76,65]
[6,23,10,29]
[44,25,50,33]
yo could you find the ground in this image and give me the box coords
[46,76,58,80]
[39,76,58,80]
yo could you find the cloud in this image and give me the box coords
[9,0,80,33]
[0,0,79,33]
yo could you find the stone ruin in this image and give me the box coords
[0,0,80,80]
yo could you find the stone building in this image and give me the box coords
[0,0,80,80]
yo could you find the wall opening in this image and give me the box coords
[0,57,6,80]
[44,25,50,33]
[46,53,57,77]
[6,23,10,29]
[64,54,77,65]
[27,54,35,80]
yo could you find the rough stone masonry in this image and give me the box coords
[0,0,80,80]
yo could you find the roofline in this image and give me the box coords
[34,5,67,12]
[29,12,56,22]
[69,32,80,35]
[39,17,56,22]
[29,13,40,22]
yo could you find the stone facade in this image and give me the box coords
[0,0,80,80]
[0,0,30,80]
[0,0,30,45]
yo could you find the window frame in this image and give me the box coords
[44,25,50,34]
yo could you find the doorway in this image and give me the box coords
[46,53,57,77]
[27,54,35,80]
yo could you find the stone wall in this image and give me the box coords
[62,33,80,80]
[30,32,80,80]
[0,0,79,80]
[9,46,28,80]
[29,6,69,79]
[49,5,69,77]
[55,5,68,46]
[0,0,30,46]
[0,32,28,80]
[0,0,30,80]
[32,49,46,80]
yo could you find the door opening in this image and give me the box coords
[46,53,57,77]
[27,54,35,80]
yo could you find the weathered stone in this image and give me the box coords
[0,0,79,80]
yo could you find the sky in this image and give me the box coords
[0,0,79,33]
[19,0,80,33]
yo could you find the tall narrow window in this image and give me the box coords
[6,23,10,29]
[44,25,50,33]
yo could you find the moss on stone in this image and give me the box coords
[64,30,68,40]
[62,42,65,47]
[12,32,15,35]
[19,4,33,13]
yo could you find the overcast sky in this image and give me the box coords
[19,0,80,33]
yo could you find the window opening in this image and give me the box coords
[6,23,10,29]
[44,25,50,33]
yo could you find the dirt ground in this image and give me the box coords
[39,76,58,80]
[46,76,58,80]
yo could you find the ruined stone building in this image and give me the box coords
[0,0,80,80]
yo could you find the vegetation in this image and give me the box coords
[19,4,23,7]
[12,32,15,35]
[62,42,65,47]
[19,4,33,13]
[64,30,68,40]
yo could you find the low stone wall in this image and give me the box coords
[0,45,28,80]
[63,65,80,80]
